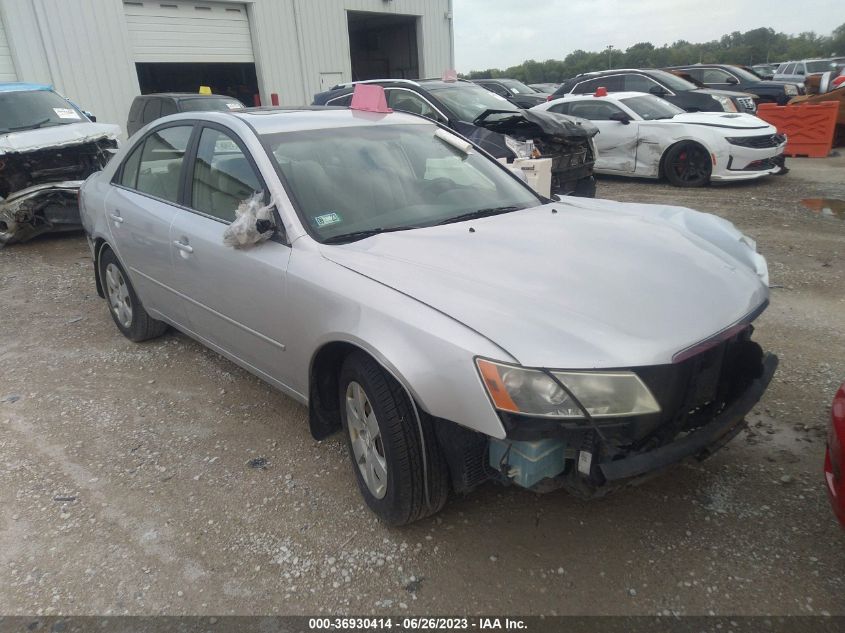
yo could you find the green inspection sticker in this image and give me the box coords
[314,212,342,227]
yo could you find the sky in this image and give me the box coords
[453,0,844,72]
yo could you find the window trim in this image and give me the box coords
[181,121,271,227]
[111,120,199,209]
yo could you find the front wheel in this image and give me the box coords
[663,142,712,187]
[339,352,449,525]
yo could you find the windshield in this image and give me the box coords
[500,79,537,94]
[263,123,540,242]
[180,97,245,112]
[647,70,699,92]
[806,60,832,73]
[425,84,518,122]
[620,95,684,120]
[0,89,86,133]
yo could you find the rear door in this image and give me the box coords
[105,123,195,324]
[168,123,293,386]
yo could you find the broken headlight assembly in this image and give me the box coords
[503,135,535,159]
[784,84,798,96]
[713,95,738,112]
[476,359,661,419]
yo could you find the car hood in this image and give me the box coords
[668,112,773,130]
[320,198,769,369]
[0,122,121,155]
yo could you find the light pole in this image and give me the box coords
[607,45,614,69]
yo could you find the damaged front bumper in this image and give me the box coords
[479,333,778,495]
[0,180,84,245]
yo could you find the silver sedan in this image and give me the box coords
[80,106,777,525]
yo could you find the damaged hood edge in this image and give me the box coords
[475,108,599,140]
[0,122,121,155]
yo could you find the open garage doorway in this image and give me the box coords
[136,62,258,106]
[347,11,420,81]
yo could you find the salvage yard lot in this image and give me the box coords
[1,158,844,616]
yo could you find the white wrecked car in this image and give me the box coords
[533,91,787,187]
[0,83,119,245]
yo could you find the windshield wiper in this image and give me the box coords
[4,118,52,132]
[436,206,523,225]
[322,225,420,244]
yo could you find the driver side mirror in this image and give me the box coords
[725,76,739,85]
[649,85,667,96]
[609,111,631,125]
[83,111,97,122]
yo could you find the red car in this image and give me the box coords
[825,383,845,528]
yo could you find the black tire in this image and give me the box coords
[663,142,712,187]
[339,351,449,526]
[99,248,168,342]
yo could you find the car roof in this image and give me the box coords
[0,82,53,93]
[228,106,433,135]
[556,91,644,101]
[138,93,237,99]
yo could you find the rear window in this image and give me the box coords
[180,97,245,113]
[805,61,831,73]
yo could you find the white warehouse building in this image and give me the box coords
[0,0,454,133]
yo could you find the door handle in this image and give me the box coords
[109,212,124,224]
[172,240,193,254]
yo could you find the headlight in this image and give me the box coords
[784,84,798,96]
[476,359,661,419]
[504,135,534,159]
[713,95,738,112]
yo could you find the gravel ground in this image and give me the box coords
[1,158,844,616]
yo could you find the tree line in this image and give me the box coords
[462,24,845,83]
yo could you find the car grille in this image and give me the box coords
[736,96,756,113]
[728,133,786,149]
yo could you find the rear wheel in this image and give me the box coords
[339,351,449,525]
[99,248,167,342]
[663,142,712,187]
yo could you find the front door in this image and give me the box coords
[551,100,639,173]
[168,124,293,387]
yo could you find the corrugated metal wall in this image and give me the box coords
[0,0,453,135]
[0,9,17,81]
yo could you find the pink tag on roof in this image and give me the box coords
[442,69,458,82]
[350,84,392,113]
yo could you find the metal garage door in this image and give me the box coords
[0,12,17,82]
[123,1,254,63]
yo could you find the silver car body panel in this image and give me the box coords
[80,109,769,442]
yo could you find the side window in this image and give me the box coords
[682,68,704,81]
[119,143,143,189]
[784,63,796,75]
[573,76,623,94]
[795,63,805,76]
[624,74,660,92]
[327,94,353,106]
[160,99,178,117]
[385,89,445,122]
[127,99,144,124]
[567,100,626,121]
[701,69,731,83]
[548,102,572,115]
[191,127,262,222]
[134,125,193,203]
[142,98,162,125]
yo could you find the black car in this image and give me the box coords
[550,69,757,114]
[126,93,245,137]
[666,64,800,105]
[471,78,548,108]
[313,79,598,197]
